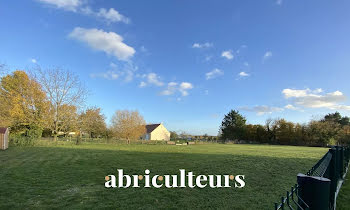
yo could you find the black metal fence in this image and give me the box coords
[274,146,350,210]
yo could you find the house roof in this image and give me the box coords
[0,127,8,134]
[145,124,161,134]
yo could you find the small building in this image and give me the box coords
[68,132,77,137]
[143,123,170,141]
[0,127,9,150]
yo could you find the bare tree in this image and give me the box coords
[35,68,87,141]
[0,63,9,77]
[111,110,146,144]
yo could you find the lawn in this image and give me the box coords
[0,142,328,209]
[337,170,350,210]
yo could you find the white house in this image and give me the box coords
[143,123,170,141]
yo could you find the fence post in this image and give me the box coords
[297,173,330,210]
[338,146,344,179]
[328,147,337,209]
[337,146,342,179]
[346,147,349,165]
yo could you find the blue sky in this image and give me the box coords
[1,0,350,135]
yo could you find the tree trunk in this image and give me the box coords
[54,104,58,141]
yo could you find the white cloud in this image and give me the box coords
[31,58,37,63]
[180,82,193,89]
[160,82,194,97]
[80,6,130,24]
[146,73,164,86]
[204,90,209,95]
[123,70,134,82]
[68,27,135,61]
[192,42,213,49]
[90,71,119,80]
[138,74,193,97]
[284,104,304,112]
[238,71,249,77]
[284,104,298,110]
[334,105,350,111]
[37,1,130,24]
[179,82,193,96]
[240,105,284,115]
[138,73,164,87]
[282,88,329,99]
[160,90,173,96]
[80,6,93,15]
[263,51,272,61]
[282,88,310,98]
[205,68,224,80]
[242,88,350,115]
[221,50,234,60]
[160,82,178,96]
[96,8,130,24]
[37,0,83,11]
[282,88,350,110]
[276,0,283,5]
[139,81,147,88]
[91,62,137,82]
[168,82,177,86]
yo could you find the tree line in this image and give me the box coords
[220,110,350,146]
[4,66,347,146]
[0,67,147,144]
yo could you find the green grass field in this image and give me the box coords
[337,170,350,210]
[0,142,329,209]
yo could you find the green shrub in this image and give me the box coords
[26,126,43,139]
[9,135,36,146]
[9,126,42,146]
[329,137,337,146]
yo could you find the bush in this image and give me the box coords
[9,135,36,146]
[26,126,43,139]
[8,126,42,146]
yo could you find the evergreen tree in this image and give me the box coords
[220,110,246,141]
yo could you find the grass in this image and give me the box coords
[0,141,328,209]
[337,169,350,210]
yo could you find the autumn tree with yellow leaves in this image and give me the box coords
[0,70,48,137]
[111,110,146,144]
[0,67,110,142]
[79,107,107,138]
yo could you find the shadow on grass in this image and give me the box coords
[0,146,325,210]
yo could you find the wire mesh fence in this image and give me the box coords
[274,146,350,210]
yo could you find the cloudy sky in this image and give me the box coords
[1,0,350,135]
